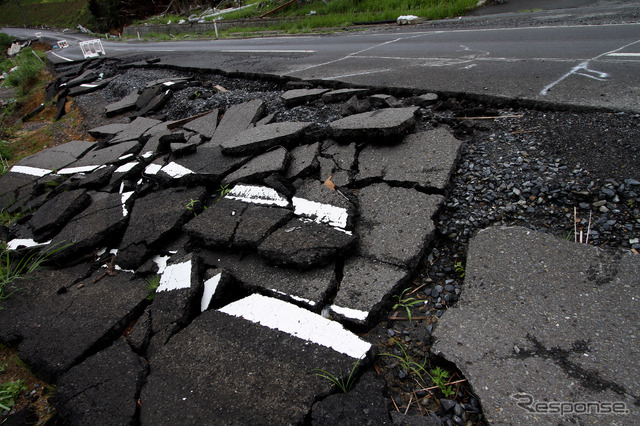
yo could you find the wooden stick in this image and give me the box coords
[455,114,524,120]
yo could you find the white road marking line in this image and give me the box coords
[50,51,74,62]
[221,49,315,53]
[606,52,640,57]
[540,38,640,95]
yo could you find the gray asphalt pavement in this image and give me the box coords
[3,1,640,110]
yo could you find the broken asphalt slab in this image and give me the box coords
[140,294,372,424]
[329,107,419,142]
[433,226,640,425]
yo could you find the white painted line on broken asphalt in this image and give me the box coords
[219,293,371,359]
[50,51,74,62]
[220,49,315,53]
[157,260,192,292]
[9,165,51,177]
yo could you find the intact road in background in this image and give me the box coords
[4,21,640,112]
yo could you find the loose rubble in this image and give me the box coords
[1,58,638,425]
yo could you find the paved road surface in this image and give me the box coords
[3,1,640,111]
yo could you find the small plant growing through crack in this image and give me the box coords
[0,379,27,411]
[313,357,362,393]
[217,184,230,202]
[427,366,456,398]
[185,198,207,217]
[145,275,160,301]
[380,339,429,382]
[392,287,423,322]
[453,261,465,278]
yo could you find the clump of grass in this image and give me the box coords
[313,357,362,393]
[380,339,429,382]
[0,242,72,307]
[0,379,27,411]
[428,366,456,398]
[2,48,46,91]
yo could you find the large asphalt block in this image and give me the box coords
[293,179,357,231]
[286,142,320,179]
[322,88,369,104]
[117,186,207,270]
[182,108,218,140]
[185,198,293,249]
[149,145,249,185]
[200,249,336,309]
[209,99,265,146]
[28,188,90,242]
[88,122,130,139]
[329,107,419,143]
[281,88,330,106]
[258,217,357,269]
[140,294,372,424]
[51,191,131,261]
[52,338,147,426]
[331,256,410,326]
[109,117,163,144]
[12,140,95,172]
[0,266,148,382]
[311,371,391,424]
[105,90,138,117]
[220,121,313,156]
[57,140,140,175]
[357,128,463,191]
[433,226,640,425]
[357,183,444,269]
[221,146,291,186]
[147,253,205,358]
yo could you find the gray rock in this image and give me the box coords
[286,142,320,179]
[391,411,441,425]
[209,99,265,146]
[117,186,207,270]
[282,88,330,106]
[105,90,138,117]
[258,218,356,269]
[322,88,369,104]
[330,107,418,142]
[311,371,390,425]
[331,256,409,325]
[52,338,146,426]
[200,249,336,309]
[369,94,400,108]
[416,93,438,106]
[182,109,218,139]
[28,189,90,241]
[222,147,291,186]
[140,295,370,424]
[357,129,462,190]
[221,121,312,156]
[357,183,443,269]
[433,227,640,425]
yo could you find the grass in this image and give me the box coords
[0,242,73,307]
[313,356,362,393]
[391,287,423,321]
[0,379,27,411]
[145,275,160,301]
[453,261,465,278]
[2,49,47,91]
[217,184,231,201]
[0,1,91,29]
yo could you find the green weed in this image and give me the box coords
[428,366,456,398]
[392,287,423,321]
[313,357,362,393]
[145,275,160,301]
[0,379,27,411]
[380,339,428,382]
[217,184,230,201]
[453,261,465,278]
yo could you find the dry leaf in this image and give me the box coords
[323,175,336,191]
